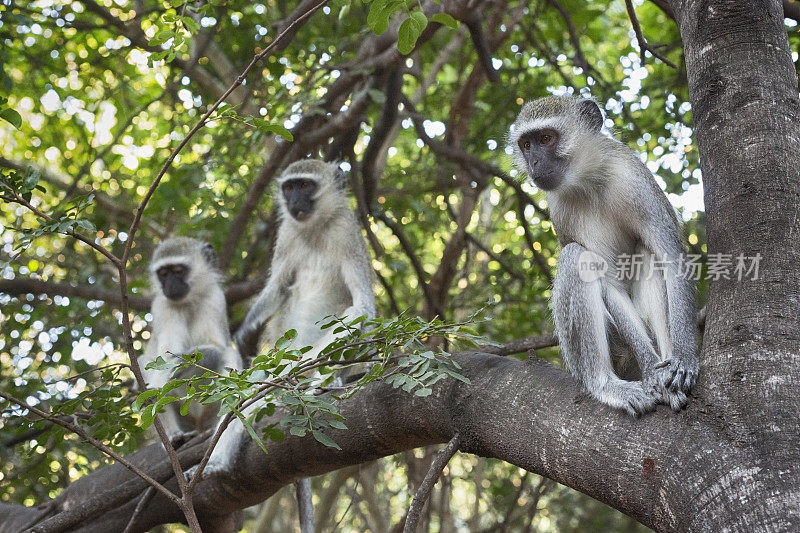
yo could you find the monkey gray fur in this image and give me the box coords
[138,237,243,442]
[509,96,698,416]
[194,160,376,478]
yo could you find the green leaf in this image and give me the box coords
[430,13,458,29]
[0,108,22,130]
[181,16,200,33]
[328,419,348,430]
[256,121,294,141]
[240,411,268,454]
[312,430,341,450]
[289,425,307,437]
[367,0,402,35]
[133,389,159,411]
[397,12,429,55]
[74,219,96,232]
[275,329,297,350]
[153,395,179,413]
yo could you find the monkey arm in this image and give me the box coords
[639,217,699,394]
[233,268,289,359]
[339,257,377,322]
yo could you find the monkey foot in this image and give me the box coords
[654,358,698,394]
[597,380,658,418]
[184,458,228,482]
[169,430,199,449]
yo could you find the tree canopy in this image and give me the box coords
[1,0,799,531]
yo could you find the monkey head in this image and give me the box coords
[149,237,219,303]
[276,159,348,223]
[509,96,604,191]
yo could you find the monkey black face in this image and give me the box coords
[517,128,567,191]
[157,263,191,301]
[282,178,318,221]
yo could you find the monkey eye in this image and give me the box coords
[518,138,532,152]
[536,129,558,147]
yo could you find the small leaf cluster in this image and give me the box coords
[134,312,485,454]
[213,104,294,141]
[1,167,96,249]
[365,0,459,55]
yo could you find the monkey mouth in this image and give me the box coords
[291,211,310,221]
[531,173,559,191]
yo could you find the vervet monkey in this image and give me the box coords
[509,96,698,416]
[139,237,243,441]
[194,160,376,478]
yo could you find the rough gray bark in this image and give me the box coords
[1,1,798,532]
[669,0,800,529]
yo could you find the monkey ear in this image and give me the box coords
[334,167,348,191]
[201,242,218,268]
[578,99,604,132]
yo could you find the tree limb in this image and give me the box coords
[625,0,678,68]
[0,349,754,533]
[403,433,461,533]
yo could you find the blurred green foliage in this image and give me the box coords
[0,0,761,529]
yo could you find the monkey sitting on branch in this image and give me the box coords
[138,237,243,443]
[190,160,376,498]
[509,96,698,416]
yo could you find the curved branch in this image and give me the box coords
[0,278,150,310]
[0,276,266,312]
[1,351,744,533]
[403,433,461,533]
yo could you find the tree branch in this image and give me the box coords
[625,0,678,68]
[0,350,744,532]
[403,433,461,533]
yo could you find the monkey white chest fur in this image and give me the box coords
[194,160,376,479]
[510,96,698,416]
[269,241,355,349]
[139,238,243,440]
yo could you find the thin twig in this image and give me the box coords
[0,391,179,505]
[2,186,120,266]
[624,0,677,69]
[403,433,461,533]
[121,486,156,533]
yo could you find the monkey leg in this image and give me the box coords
[553,243,657,417]
[185,402,255,480]
[632,259,691,411]
[603,286,660,384]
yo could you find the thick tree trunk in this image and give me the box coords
[670,0,800,529]
[2,2,799,532]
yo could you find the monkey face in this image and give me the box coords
[517,128,568,191]
[282,178,319,221]
[157,263,191,301]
